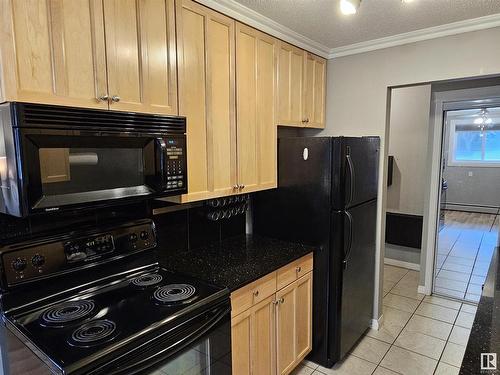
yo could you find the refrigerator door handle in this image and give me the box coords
[346,147,355,207]
[343,210,354,270]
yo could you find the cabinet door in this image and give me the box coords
[39,148,71,183]
[276,273,313,375]
[303,53,326,129]
[103,0,177,115]
[232,309,252,375]
[236,23,277,194]
[231,295,275,375]
[175,0,237,203]
[276,281,297,375]
[276,42,305,127]
[251,296,276,375]
[0,0,108,108]
[295,272,313,359]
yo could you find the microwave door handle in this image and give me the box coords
[156,138,167,188]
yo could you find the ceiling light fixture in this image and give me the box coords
[340,0,361,15]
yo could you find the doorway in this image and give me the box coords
[433,105,500,303]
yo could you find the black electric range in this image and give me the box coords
[0,220,232,375]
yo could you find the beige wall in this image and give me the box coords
[321,27,500,320]
[387,85,431,216]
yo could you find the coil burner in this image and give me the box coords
[130,273,163,288]
[40,300,96,328]
[68,319,118,347]
[153,284,198,305]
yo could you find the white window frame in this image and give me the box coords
[447,119,500,167]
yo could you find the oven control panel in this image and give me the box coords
[1,220,156,287]
[164,137,187,193]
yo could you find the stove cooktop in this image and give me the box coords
[6,266,228,373]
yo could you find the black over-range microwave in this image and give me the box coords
[0,103,187,217]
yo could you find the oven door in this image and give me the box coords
[17,128,186,214]
[94,301,232,375]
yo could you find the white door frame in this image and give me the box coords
[421,85,500,295]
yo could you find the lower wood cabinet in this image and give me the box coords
[231,254,313,375]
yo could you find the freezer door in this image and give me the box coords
[331,199,377,361]
[332,137,380,210]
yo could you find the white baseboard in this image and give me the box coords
[384,258,420,271]
[370,314,383,331]
[417,285,431,295]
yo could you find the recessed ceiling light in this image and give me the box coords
[340,0,361,15]
[402,0,415,3]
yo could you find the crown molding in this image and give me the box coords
[194,0,331,58]
[329,13,500,58]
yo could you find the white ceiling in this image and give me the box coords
[230,0,500,50]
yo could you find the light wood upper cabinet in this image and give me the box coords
[277,42,305,127]
[235,23,277,194]
[303,53,326,129]
[0,0,108,108]
[39,148,71,184]
[175,0,237,203]
[103,0,177,114]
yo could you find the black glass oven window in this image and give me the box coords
[37,147,147,207]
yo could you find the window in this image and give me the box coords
[447,110,500,167]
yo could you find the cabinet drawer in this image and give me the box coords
[231,271,277,317]
[277,253,313,290]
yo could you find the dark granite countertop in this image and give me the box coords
[155,235,315,291]
[461,247,500,374]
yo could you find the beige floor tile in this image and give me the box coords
[441,262,473,274]
[383,279,396,293]
[434,362,460,375]
[466,283,483,295]
[291,363,315,375]
[472,267,488,277]
[394,330,446,360]
[464,293,480,303]
[302,360,319,370]
[404,314,452,340]
[437,269,470,282]
[469,275,485,285]
[415,302,459,324]
[445,256,475,267]
[316,354,376,375]
[380,346,437,375]
[390,283,425,301]
[384,266,408,283]
[434,287,465,300]
[435,277,468,293]
[449,325,471,346]
[366,307,412,344]
[423,296,461,310]
[397,271,419,286]
[460,304,478,315]
[351,336,390,364]
[441,342,466,367]
[373,367,399,375]
[455,311,475,329]
[383,293,421,313]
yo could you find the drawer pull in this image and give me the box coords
[296,266,302,273]
[253,290,259,297]
[279,297,284,304]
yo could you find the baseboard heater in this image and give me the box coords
[386,212,423,249]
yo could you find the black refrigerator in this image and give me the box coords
[253,136,380,367]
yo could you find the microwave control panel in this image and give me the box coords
[164,137,187,192]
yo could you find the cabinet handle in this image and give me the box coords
[306,118,310,123]
[302,118,308,123]
[111,95,121,103]
[296,266,302,273]
[279,297,285,304]
[272,300,279,306]
[233,185,239,190]
[239,185,245,190]
[253,290,259,297]
[97,94,109,102]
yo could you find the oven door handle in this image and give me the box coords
[155,137,167,189]
[102,303,231,375]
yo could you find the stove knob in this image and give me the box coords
[31,254,46,268]
[140,231,149,240]
[12,258,27,272]
[129,233,138,242]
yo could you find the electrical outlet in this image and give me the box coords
[468,171,473,177]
